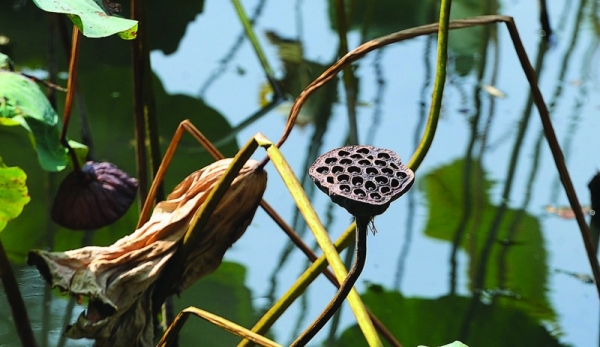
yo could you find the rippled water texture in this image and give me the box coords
[1,0,599,346]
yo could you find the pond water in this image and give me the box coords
[1,0,599,346]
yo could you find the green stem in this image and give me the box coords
[231,0,278,86]
[131,0,164,207]
[407,0,452,170]
[159,307,283,347]
[261,138,382,346]
[131,0,169,330]
[232,0,285,171]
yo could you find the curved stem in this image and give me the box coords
[406,0,451,170]
[290,217,369,347]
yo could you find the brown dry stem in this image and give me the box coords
[273,14,599,296]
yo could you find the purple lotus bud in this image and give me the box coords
[51,161,138,230]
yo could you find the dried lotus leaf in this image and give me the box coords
[29,158,267,346]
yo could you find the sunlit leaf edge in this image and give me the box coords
[32,0,138,39]
[0,157,31,232]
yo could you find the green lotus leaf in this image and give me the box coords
[0,71,88,172]
[0,65,237,262]
[421,159,555,322]
[32,0,138,39]
[0,158,30,232]
[334,285,562,347]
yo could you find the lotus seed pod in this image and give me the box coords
[309,145,414,218]
[51,161,138,230]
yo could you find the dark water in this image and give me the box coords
[1,0,599,346]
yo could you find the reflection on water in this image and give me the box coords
[0,266,91,347]
[1,0,599,346]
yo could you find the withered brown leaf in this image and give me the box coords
[29,158,267,346]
